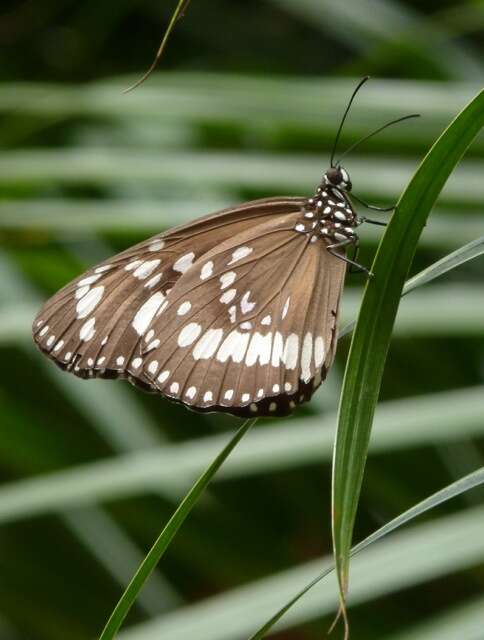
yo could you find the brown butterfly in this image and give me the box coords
[32,78,418,418]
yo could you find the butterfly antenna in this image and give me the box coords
[330,76,370,168]
[335,113,420,165]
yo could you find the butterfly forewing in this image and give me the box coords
[32,198,303,387]
[133,211,347,417]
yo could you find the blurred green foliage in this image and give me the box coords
[0,1,483,639]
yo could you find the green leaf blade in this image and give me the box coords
[332,88,484,607]
[99,418,256,640]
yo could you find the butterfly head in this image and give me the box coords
[324,166,352,191]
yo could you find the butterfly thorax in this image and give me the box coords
[294,184,358,246]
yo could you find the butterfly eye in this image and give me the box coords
[324,166,351,191]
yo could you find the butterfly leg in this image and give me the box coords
[358,216,388,227]
[351,193,395,212]
[326,238,373,277]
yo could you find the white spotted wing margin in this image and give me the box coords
[32,197,304,390]
[137,211,347,418]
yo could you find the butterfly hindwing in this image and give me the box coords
[133,211,347,417]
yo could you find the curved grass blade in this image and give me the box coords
[331,87,484,624]
[249,465,484,639]
[339,234,484,340]
[99,417,256,640]
[124,0,191,93]
[402,235,484,295]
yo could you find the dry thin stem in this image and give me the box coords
[327,594,349,639]
[124,0,191,93]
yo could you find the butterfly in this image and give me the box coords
[32,78,418,418]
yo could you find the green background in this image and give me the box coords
[1,1,483,638]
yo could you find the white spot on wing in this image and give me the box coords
[220,289,236,304]
[144,273,162,289]
[148,240,165,252]
[241,393,250,402]
[158,370,170,383]
[54,340,64,352]
[217,330,250,363]
[133,259,161,280]
[76,286,104,319]
[78,274,101,287]
[95,265,113,273]
[200,261,213,280]
[282,296,290,320]
[132,292,165,335]
[203,391,213,402]
[132,357,142,369]
[192,328,224,360]
[261,315,271,326]
[75,286,89,300]
[147,339,160,351]
[178,322,202,347]
[148,361,159,375]
[79,318,96,342]
[240,291,255,314]
[228,246,253,265]
[314,336,325,368]
[116,356,125,366]
[220,271,236,289]
[301,332,313,382]
[245,332,272,366]
[173,252,195,273]
[186,386,197,399]
[283,333,299,370]
[125,259,143,271]
[170,382,179,394]
[224,389,234,400]
[39,326,49,337]
[271,331,284,366]
[157,300,169,316]
[177,301,192,316]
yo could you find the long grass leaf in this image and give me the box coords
[116,505,484,640]
[331,88,484,616]
[0,386,483,523]
[1,150,483,205]
[339,235,484,339]
[99,417,256,639]
[1,201,482,249]
[403,235,484,294]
